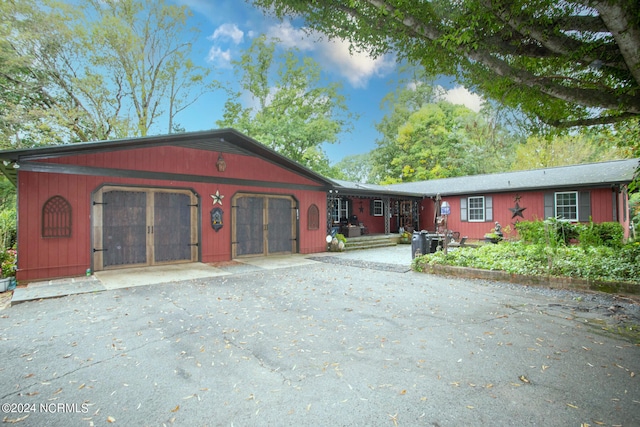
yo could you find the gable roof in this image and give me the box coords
[0,128,334,187]
[383,158,639,196]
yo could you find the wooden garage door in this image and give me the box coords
[233,194,297,257]
[93,186,198,270]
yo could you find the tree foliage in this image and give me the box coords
[376,101,516,184]
[333,152,377,183]
[216,35,355,174]
[252,0,640,129]
[368,68,517,183]
[0,0,214,149]
[511,134,630,170]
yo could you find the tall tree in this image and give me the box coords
[370,68,443,181]
[377,101,516,184]
[333,152,377,183]
[0,0,214,149]
[511,134,630,170]
[252,0,640,129]
[216,35,355,173]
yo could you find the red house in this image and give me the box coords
[384,159,639,241]
[0,129,332,282]
[0,129,637,283]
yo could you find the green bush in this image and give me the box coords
[578,221,623,249]
[515,218,579,246]
[514,221,546,244]
[0,207,16,250]
[412,240,640,284]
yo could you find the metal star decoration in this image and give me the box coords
[509,202,526,219]
[211,190,224,205]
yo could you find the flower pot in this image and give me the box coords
[0,277,11,293]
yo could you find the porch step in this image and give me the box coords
[344,234,398,251]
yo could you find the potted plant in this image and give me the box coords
[0,248,16,292]
[484,222,504,244]
[328,233,347,252]
[399,231,412,244]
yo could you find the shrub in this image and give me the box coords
[515,218,579,246]
[412,240,639,284]
[515,220,546,244]
[0,248,16,278]
[0,208,16,250]
[579,221,623,249]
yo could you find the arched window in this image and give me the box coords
[307,204,320,230]
[42,196,72,238]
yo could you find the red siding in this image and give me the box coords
[17,146,327,282]
[419,188,623,241]
[46,146,321,187]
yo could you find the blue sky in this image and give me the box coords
[173,0,484,164]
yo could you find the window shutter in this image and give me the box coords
[485,196,493,222]
[544,193,554,219]
[460,198,467,221]
[370,199,375,216]
[578,191,591,222]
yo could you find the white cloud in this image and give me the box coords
[440,86,484,112]
[206,46,232,67]
[316,40,396,89]
[266,21,396,88]
[266,21,315,50]
[209,23,244,45]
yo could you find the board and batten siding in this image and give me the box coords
[417,188,620,241]
[16,146,327,282]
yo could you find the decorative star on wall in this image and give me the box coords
[211,190,224,205]
[509,202,526,219]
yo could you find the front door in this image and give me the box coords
[232,193,297,257]
[92,186,199,270]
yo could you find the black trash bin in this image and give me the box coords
[425,233,440,253]
[411,231,425,259]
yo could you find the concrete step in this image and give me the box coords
[346,242,398,251]
[344,235,399,251]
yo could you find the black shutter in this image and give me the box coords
[544,193,554,219]
[485,196,493,222]
[460,197,467,221]
[578,191,591,222]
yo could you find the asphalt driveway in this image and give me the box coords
[1,248,639,426]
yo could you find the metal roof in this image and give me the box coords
[384,158,639,196]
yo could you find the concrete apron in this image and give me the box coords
[10,254,321,305]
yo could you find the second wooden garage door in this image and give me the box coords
[232,194,297,257]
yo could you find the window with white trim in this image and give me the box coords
[555,191,578,221]
[373,200,383,216]
[332,198,349,223]
[468,196,485,222]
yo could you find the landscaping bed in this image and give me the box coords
[412,220,640,296]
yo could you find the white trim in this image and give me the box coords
[468,196,485,222]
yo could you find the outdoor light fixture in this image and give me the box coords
[216,153,226,172]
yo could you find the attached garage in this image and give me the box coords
[0,129,332,282]
[92,185,200,270]
[232,193,297,258]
